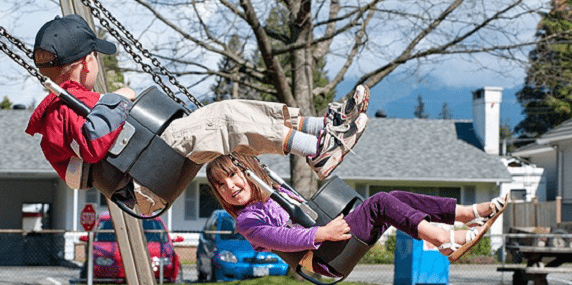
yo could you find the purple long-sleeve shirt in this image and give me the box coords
[235,188,321,252]
[235,188,341,277]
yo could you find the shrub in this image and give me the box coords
[360,236,395,264]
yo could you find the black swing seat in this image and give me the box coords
[271,175,375,284]
[90,86,202,218]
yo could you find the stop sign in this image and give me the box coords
[80,204,97,231]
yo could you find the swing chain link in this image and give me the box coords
[0,27,48,86]
[80,0,204,109]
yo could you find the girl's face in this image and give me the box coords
[215,169,253,206]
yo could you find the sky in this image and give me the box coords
[0,0,532,129]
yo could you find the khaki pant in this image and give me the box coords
[135,99,301,214]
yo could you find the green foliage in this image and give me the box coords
[0,96,12,109]
[438,101,453,119]
[455,236,497,264]
[360,236,395,264]
[515,0,572,137]
[414,94,429,119]
[102,53,126,92]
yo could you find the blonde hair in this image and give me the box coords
[206,153,273,218]
[34,49,84,82]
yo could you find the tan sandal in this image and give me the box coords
[465,193,509,227]
[448,194,509,262]
[438,228,479,257]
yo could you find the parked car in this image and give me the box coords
[79,213,183,283]
[197,210,289,281]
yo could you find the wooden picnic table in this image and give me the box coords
[498,246,572,285]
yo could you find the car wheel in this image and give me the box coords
[210,263,217,282]
[197,258,206,281]
[79,262,87,279]
[174,265,184,284]
[197,254,213,282]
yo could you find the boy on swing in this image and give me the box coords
[25,14,370,215]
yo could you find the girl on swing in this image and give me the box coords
[25,14,369,215]
[206,153,509,277]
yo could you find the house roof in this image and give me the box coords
[332,118,511,182]
[200,118,511,183]
[0,110,54,177]
[536,117,572,145]
[1,110,510,183]
[511,142,555,157]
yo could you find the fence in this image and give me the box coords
[0,230,569,285]
[504,200,558,229]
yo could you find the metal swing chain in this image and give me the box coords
[80,0,204,109]
[0,27,49,86]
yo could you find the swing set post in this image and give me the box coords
[58,1,157,284]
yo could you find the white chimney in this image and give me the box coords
[472,87,502,155]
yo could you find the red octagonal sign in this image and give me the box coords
[80,204,97,231]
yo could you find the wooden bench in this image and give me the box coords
[498,266,572,285]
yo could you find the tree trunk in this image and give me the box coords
[290,0,318,198]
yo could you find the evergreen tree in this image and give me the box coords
[0,96,12,109]
[414,94,429,119]
[438,101,453,119]
[515,0,572,137]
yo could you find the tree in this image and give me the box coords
[0,96,12,109]
[4,0,554,197]
[124,0,556,197]
[438,101,453,119]
[515,0,572,138]
[414,94,429,119]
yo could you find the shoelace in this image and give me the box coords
[323,122,358,156]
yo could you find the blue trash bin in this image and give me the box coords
[394,230,449,285]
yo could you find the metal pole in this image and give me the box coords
[73,189,78,231]
[87,231,94,285]
[58,1,156,284]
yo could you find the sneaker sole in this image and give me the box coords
[358,85,370,114]
[319,114,369,179]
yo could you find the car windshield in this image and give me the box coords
[220,216,246,241]
[95,219,169,243]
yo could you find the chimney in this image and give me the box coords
[472,87,502,155]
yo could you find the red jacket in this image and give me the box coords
[25,80,130,189]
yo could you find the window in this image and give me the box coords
[510,189,527,201]
[184,187,197,220]
[439,187,461,201]
[355,184,367,198]
[86,189,98,203]
[199,184,222,218]
[369,186,439,197]
[99,193,107,206]
[368,185,460,201]
[463,186,476,205]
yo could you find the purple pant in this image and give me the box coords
[344,191,457,244]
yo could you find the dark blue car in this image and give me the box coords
[197,210,289,281]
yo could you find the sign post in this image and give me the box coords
[81,204,96,285]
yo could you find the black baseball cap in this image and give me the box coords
[33,14,117,68]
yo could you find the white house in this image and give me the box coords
[511,118,572,223]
